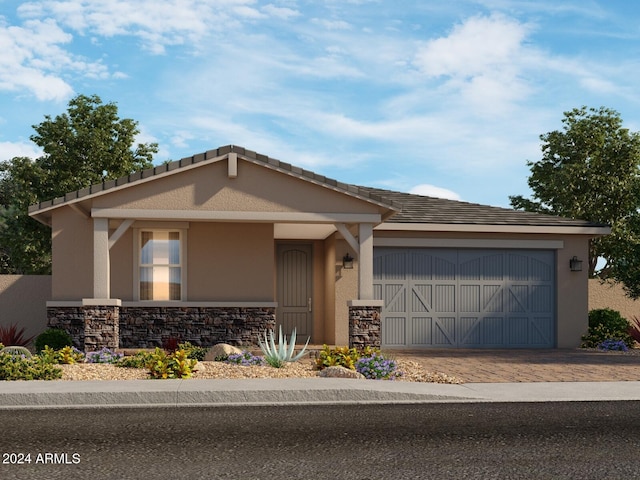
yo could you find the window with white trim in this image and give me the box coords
[139,230,183,301]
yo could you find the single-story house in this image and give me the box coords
[28,145,610,351]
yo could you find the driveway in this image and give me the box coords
[390,349,640,383]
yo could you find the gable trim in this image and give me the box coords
[92,208,382,224]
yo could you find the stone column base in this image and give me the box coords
[348,300,383,349]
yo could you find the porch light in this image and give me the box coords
[569,256,583,272]
[342,253,354,269]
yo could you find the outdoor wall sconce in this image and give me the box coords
[569,256,583,272]
[342,253,354,269]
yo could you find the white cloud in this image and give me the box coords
[311,18,352,30]
[261,4,300,20]
[17,0,263,54]
[0,141,42,161]
[0,17,107,100]
[414,14,529,78]
[413,14,534,114]
[409,184,462,201]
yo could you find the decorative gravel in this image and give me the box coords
[57,359,463,384]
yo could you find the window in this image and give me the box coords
[139,230,182,301]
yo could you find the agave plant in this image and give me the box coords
[258,326,310,368]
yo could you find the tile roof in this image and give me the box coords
[356,186,608,228]
[28,144,608,230]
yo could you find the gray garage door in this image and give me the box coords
[373,248,556,348]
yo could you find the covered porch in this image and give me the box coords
[31,147,397,350]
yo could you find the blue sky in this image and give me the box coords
[1,0,640,207]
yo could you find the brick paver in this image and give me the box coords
[390,349,640,383]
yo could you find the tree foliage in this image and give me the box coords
[510,106,640,297]
[0,94,157,274]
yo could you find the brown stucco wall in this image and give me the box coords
[52,206,93,300]
[0,275,51,343]
[187,222,275,301]
[555,235,590,347]
[589,279,640,322]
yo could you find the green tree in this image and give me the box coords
[510,106,640,297]
[0,94,157,274]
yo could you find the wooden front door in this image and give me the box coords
[277,244,313,342]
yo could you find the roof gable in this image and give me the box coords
[29,145,399,224]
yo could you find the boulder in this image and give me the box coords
[318,366,365,379]
[205,343,243,361]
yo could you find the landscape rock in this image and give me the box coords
[318,366,365,379]
[205,343,243,361]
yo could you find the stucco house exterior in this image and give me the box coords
[28,145,610,351]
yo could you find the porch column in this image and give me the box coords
[358,223,374,300]
[93,217,110,299]
[347,223,382,348]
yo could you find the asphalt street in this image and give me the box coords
[1,402,639,479]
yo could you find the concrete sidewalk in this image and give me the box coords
[2,378,640,409]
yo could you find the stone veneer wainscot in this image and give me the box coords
[47,305,276,350]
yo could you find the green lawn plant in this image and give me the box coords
[177,341,209,361]
[117,351,154,369]
[40,345,85,364]
[258,326,310,368]
[0,351,62,380]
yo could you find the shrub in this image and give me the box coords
[35,328,73,353]
[225,351,265,366]
[0,323,35,347]
[117,351,154,369]
[0,352,62,380]
[581,308,634,348]
[597,339,629,352]
[177,342,208,361]
[315,345,379,371]
[40,345,85,364]
[86,347,123,364]
[355,352,403,380]
[146,347,197,379]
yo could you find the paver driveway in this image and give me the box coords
[390,349,640,383]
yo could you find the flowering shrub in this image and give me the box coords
[225,351,265,366]
[355,353,403,380]
[597,339,629,352]
[86,347,123,364]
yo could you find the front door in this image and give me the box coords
[277,244,313,342]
